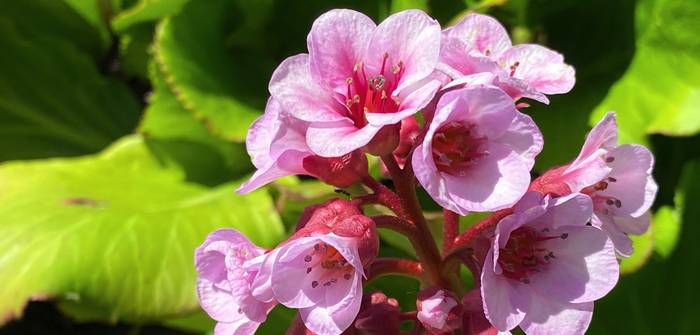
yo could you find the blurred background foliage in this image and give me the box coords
[0,0,698,334]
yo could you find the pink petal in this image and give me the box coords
[442,142,531,213]
[236,150,310,194]
[307,9,376,94]
[481,249,527,332]
[534,226,619,303]
[271,237,323,308]
[249,252,276,303]
[444,13,511,59]
[306,120,381,157]
[364,78,441,127]
[438,38,500,78]
[614,211,651,236]
[365,10,441,94]
[197,279,242,323]
[214,318,262,335]
[600,144,657,217]
[497,112,543,170]
[245,100,283,169]
[530,193,593,231]
[593,214,635,257]
[519,297,593,335]
[300,272,363,335]
[316,233,364,277]
[570,112,618,170]
[439,87,517,139]
[269,54,347,123]
[498,44,575,95]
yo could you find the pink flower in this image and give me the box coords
[194,229,276,335]
[269,9,442,157]
[412,86,543,214]
[417,287,462,334]
[439,13,575,103]
[531,112,658,256]
[236,99,367,194]
[251,203,378,335]
[481,192,619,335]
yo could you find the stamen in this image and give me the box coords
[379,52,389,75]
[306,267,312,274]
[509,61,520,76]
[560,233,568,239]
[304,255,312,262]
[606,199,615,206]
[614,199,622,208]
[312,281,319,288]
[605,156,615,163]
[343,273,352,280]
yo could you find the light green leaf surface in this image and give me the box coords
[0,136,285,324]
[0,18,140,161]
[111,0,191,32]
[154,0,272,142]
[591,0,700,145]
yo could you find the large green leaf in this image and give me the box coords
[140,61,253,185]
[154,0,273,142]
[589,159,700,334]
[111,0,191,33]
[0,18,140,161]
[591,0,700,145]
[0,136,285,324]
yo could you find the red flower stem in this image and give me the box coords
[367,257,424,282]
[360,175,407,217]
[381,155,445,287]
[400,311,418,320]
[442,209,459,254]
[373,215,416,237]
[449,208,513,254]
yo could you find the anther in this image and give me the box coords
[314,244,320,251]
[614,199,622,208]
[306,267,312,274]
[304,255,312,262]
[560,233,569,239]
[605,156,615,163]
[606,199,615,206]
[343,273,352,280]
[311,281,319,288]
[608,177,617,182]
[510,61,520,76]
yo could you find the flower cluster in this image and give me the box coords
[195,9,657,335]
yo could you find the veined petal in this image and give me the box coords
[519,298,593,335]
[499,44,575,95]
[366,10,441,93]
[306,120,381,157]
[444,13,511,59]
[269,54,347,123]
[308,9,376,93]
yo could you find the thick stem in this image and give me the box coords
[374,215,416,237]
[442,209,459,254]
[367,258,424,282]
[360,175,407,217]
[381,155,445,287]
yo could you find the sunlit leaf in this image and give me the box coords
[0,136,285,324]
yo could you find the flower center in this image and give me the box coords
[345,53,405,127]
[581,155,623,215]
[431,121,488,176]
[497,227,568,284]
[303,242,354,288]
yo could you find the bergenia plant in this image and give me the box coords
[195,9,657,335]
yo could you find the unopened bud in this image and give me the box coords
[303,150,368,188]
[366,124,401,156]
[354,292,401,335]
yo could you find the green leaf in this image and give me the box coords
[62,0,112,46]
[0,18,140,161]
[653,206,682,259]
[154,0,274,142]
[140,61,253,185]
[391,0,428,12]
[111,0,191,33]
[119,23,155,81]
[591,0,700,145]
[0,136,285,323]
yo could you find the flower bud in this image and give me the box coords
[366,123,401,156]
[303,150,368,188]
[393,116,421,168]
[354,292,401,335]
[416,287,462,334]
[295,198,364,232]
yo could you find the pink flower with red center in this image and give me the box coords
[413,86,543,214]
[530,112,658,256]
[194,229,276,335]
[251,201,378,335]
[481,192,619,335]
[417,287,462,334]
[236,99,367,194]
[269,9,442,158]
[439,13,575,104]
